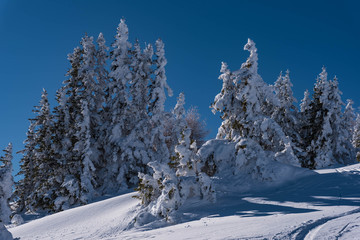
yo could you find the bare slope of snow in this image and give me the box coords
[9,193,139,239]
[10,164,360,240]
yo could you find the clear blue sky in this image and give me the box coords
[1,0,359,179]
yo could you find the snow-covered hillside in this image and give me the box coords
[9,163,360,240]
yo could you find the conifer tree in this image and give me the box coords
[353,114,360,162]
[302,67,329,168]
[16,90,57,212]
[338,99,356,164]
[75,34,102,201]
[0,143,13,224]
[272,70,302,159]
[304,68,353,168]
[51,47,84,210]
[211,62,237,140]
[14,120,37,212]
[148,39,173,164]
[30,89,57,211]
[211,39,299,174]
[104,18,133,191]
[95,32,110,190]
[273,71,299,137]
[300,89,311,113]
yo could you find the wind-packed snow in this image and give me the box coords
[9,163,360,239]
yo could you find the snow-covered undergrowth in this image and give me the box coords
[9,163,360,239]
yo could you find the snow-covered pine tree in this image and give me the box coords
[117,42,154,188]
[148,39,173,164]
[94,32,109,190]
[211,62,238,140]
[75,34,102,202]
[302,68,329,168]
[14,120,37,213]
[136,92,186,217]
[273,71,299,139]
[51,47,84,211]
[95,32,109,99]
[300,89,311,113]
[337,99,356,164]
[328,79,355,165]
[304,68,352,168]
[0,143,13,224]
[104,18,133,192]
[164,92,187,155]
[31,89,57,211]
[0,144,14,240]
[212,39,298,169]
[77,100,97,202]
[353,114,360,162]
[272,70,302,160]
[299,89,312,167]
[210,39,299,179]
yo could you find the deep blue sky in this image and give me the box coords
[1,0,359,178]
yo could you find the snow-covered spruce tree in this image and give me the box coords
[211,62,238,140]
[135,39,173,203]
[0,143,13,224]
[103,18,133,192]
[14,120,37,213]
[16,89,58,212]
[94,32,110,190]
[303,68,354,168]
[272,70,302,152]
[51,47,84,211]
[0,143,14,239]
[118,42,155,187]
[353,114,360,162]
[95,32,109,97]
[298,89,312,166]
[338,99,356,164]
[148,39,173,164]
[164,92,187,155]
[211,39,299,176]
[301,68,329,168]
[31,89,57,211]
[135,94,214,223]
[75,34,103,202]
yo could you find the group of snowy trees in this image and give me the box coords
[2,20,359,226]
[133,39,360,222]
[210,39,358,177]
[13,19,207,215]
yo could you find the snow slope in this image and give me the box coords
[9,164,360,239]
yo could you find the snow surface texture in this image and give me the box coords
[9,163,360,239]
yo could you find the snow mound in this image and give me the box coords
[9,163,360,239]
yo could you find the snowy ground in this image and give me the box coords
[9,164,360,239]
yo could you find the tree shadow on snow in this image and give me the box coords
[177,169,360,223]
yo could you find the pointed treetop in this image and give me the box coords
[155,38,173,97]
[242,38,258,73]
[1,142,13,166]
[220,62,230,74]
[300,89,311,112]
[118,18,129,39]
[42,88,48,97]
[97,32,108,48]
[318,66,328,83]
[244,38,257,53]
[173,93,186,120]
